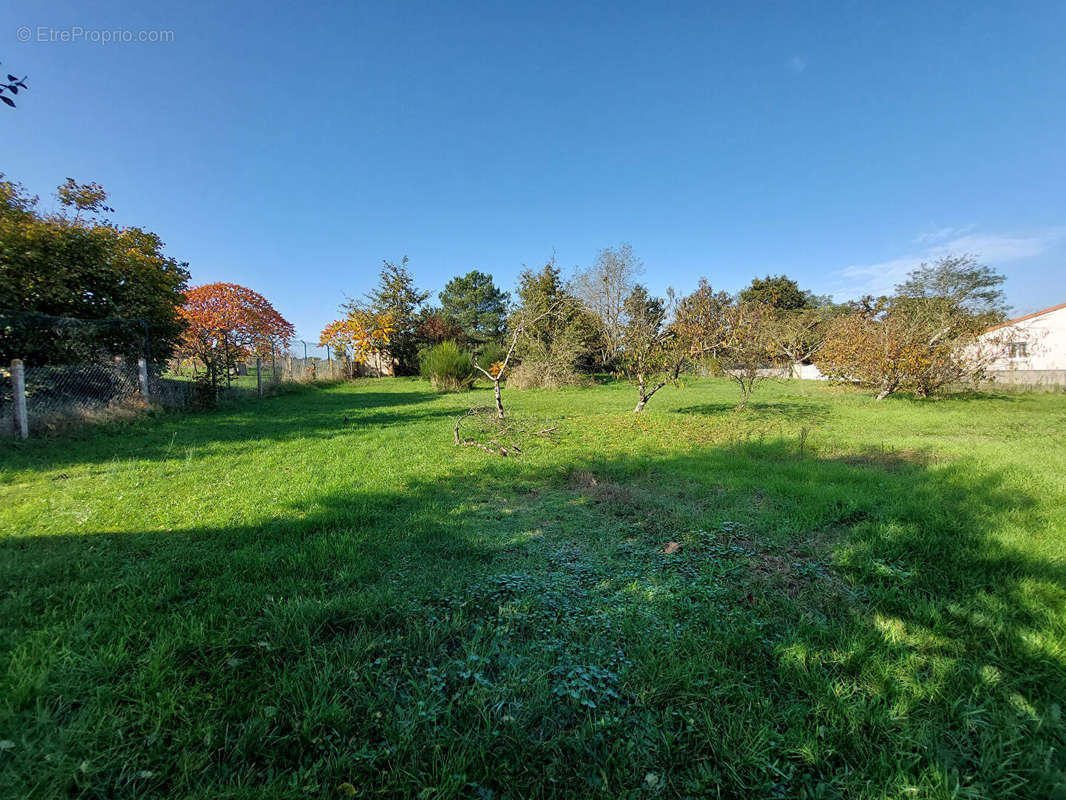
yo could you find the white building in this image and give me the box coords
[979,301,1066,384]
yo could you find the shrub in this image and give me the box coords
[507,360,586,390]
[419,341,474,392]
[474,342,507,375]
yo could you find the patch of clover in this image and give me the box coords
[550,663,621,709]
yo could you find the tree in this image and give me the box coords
[414,307,464,346]
[573,243,644,367]
[0,67,28,109]
[509,258,595,388]
[57,179,113,217]
[672,279,731,364]
[438,270,510,345]
[349,257,428,374]
[472,301,560,419]
[620,285,676,412]
[319,310,395,375]
[621,279,737,412]
[740,274,816,310]
[894,254,1009,318]
[814,296,997,400]
[765,305,845,376]
[718,301,780,409]
[0,176,190,365]
[178,283,294,392]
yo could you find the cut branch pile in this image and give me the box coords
[453,406,558,457]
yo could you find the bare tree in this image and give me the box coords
[573,243,643,367]
[472,304,558,418]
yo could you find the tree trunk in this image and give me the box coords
[493,378,505,419]
[633,374,666,413]
[634,374,648,413]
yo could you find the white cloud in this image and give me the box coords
[832,227,1064,300]
[912,224,975,246]
[787,56,807,73]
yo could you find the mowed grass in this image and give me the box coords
[1,377,1064,799]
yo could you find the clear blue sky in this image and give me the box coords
[7,1,1065,343]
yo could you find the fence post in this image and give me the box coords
[223,332,231,389]
[137,358,150,401]
[256,357,263,398]
[11,359,28,440]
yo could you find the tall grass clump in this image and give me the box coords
[419,340,474,392]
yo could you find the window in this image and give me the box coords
[1008,341,1028,358]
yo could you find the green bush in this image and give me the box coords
[419,341,474,392]
[474,342,507,374]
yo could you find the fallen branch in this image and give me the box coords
[453,406,558,457]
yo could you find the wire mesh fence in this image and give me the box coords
[164,340,363,388]
[2,312,152,437]
[2,311,381,438]
[24,360,144,429]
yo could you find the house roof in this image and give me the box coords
[983,301,1066,333]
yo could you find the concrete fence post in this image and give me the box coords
[11,359,28,439]
[138,358,150,401]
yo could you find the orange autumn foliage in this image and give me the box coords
[178,282,294,363]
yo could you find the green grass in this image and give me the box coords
[1,378,1064,799]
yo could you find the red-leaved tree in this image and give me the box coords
[178,282,294,391]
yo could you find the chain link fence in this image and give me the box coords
[2,312,153,437]
[164,340,362,389]
[2,313,379,437]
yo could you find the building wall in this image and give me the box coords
[980,305,1066,372]
[355,350,395,378]
[986,369,1066,386]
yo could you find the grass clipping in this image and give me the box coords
[453,406,558,456]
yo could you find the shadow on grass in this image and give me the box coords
[674,400,831,424]
[0,383,456,471]
[1,442,1063,798]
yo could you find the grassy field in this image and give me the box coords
[1,377,1064,799]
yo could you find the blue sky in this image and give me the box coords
[7,1,1065,343]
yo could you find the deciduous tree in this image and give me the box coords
[573,243,644,367]
[672,279,731,365]
[740,274,816,310]
[620,285,676,412]
[718,301,779,409]
[815,296,998,399]
[472,301,559,418]
[320,310,396,375]
[179,283,294,391]
[894,254,1008,319]
[765,306,845,375]
[0,176,189,365]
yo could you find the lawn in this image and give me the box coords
[1,377,1064,799]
